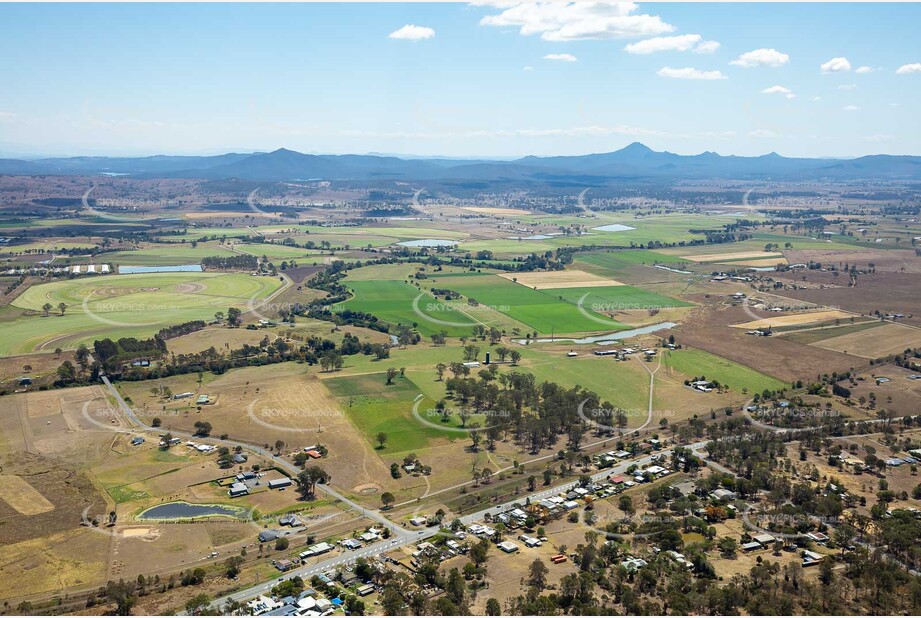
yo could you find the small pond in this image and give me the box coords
[137,501,247,521]
[119,264,203,274]
[397,239,458,248]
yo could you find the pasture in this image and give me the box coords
[662,347,787,395]
[2,271,282,354]
[731,309,855,330]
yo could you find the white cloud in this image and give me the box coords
[811,96,822,102]
[478,2,675,41]
[896,63,921,74]
[843,105,860,111]
[820,57,851,73]
[0,111,16,121]
[693,40,721,54]
[762,85,795,100]
[855,66,874,74]
[543,53,577,62]
[522,65,534,71]
[388,24,435,41]
[749,129,781,138]
[624,35,721,55]
[730,48,789,68]
[657,66,727,80]
[838,83,857,90]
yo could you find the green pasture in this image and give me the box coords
[324,372,459,454]
[1,272,282,355]
[95,242,237,266]
[662,347,787,395]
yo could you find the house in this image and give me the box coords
[645,465,667,476]
[301,542,334,558]
[196,394,211,405]
[462,361,480,368]
[258,530,280,543]
[304,450,323,459]
[711,488,738,501]
[359,531,379,543]
[621,557,647,572]
[279,514,302,527]
[518,534,541,547]
[497,541,519,553]
[410,516,427,526]
[741,541,762,552]
[130,436,145,446]
[173,392,194,400]
[340,539,362,550]
[275,559,294,572]
[236,471,257,481]
[753,533,776,546]
[268,477,293,490]
[802,550,824,566]
[228,482,250,498]
[356,584,375,597]
[806,532,829,543]
[233,453,248,464]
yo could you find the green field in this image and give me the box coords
[95,243,237,266]
[662,347,787,395]
[2,272,282,355]
[324,372,458,454]
[575,250,689,274]
[426,272,627,335]
[336,278,479,337]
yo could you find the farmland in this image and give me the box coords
[1,271,283,355]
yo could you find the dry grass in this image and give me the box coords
[732,310,854,329]
[682,250,784,263]
[811,322,921,357]
[717,256,789,267]
[500,269,623,290]
[460,206,532,216]
[0,475,55,515]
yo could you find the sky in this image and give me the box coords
[0,2,918,159]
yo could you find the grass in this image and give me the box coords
[662,347,787,395]
[426,273,625,335]
[575,250,689,274]
[336,278,478,337]
[1,271,282,355]
[106,485,151,504]
[324,372,456,453]
[780,320,885,345]
[95,242,237,266]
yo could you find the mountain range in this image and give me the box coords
[1,143,918,183]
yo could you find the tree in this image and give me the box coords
[42,302,52,317]
[185,593,211,615]
[58,302,67,316]
[380,492,395,508]
[463,344,480,362]
[227,307,242,327]
[275,537,289,551]
[510,350,522,366]
[527,558,549,589]
[435,362,447,381]
[718,536,738,558]
[193,420,212,436]
[485,598,501,616]
[376,432,388,450]
[386,367,398,385]
[618,494,634,517]
[296,466,330,499]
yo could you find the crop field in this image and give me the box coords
[426,272,625,334]
[681,250,785,263]
[662,347,787,395]
[575,249,688,273]
[731,309,855,330]
[499,269,623,289]
[779,320,883,345]
[337,278,479,336]
[1,272,282,354]
[810,322,921,358]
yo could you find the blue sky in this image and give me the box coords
[0,2,918,158]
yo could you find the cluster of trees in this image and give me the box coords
[200,254,258,270]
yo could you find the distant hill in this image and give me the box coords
[1,143,918,183]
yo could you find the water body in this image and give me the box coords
[397,239,457,248]
[514,321,677,345]
[506,234,554,240]
[119,264,203,274]
[137,501,246,521]
[592,224,637,233]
